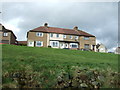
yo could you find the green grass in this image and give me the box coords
[2,44,118,71]
[2,44,119,88]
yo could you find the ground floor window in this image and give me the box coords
[28,41,34,47]
[29,42,33,45]
[50,41,59,47]
[70,43,78,48]
[84,44,89,49]
[36,41,43,47]
[0,40,9,44]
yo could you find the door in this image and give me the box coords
[60,43,64,48]
[65,43,69,48]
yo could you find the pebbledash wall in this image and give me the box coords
[27,23,96,51]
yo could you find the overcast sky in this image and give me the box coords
[1,1,118,51]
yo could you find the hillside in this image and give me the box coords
[2,44,119,88]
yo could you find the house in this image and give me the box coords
[27,23,96,51]
[0,24,17,44]
[96,43,107,53]
[18,41,27,46]
[115,47,120,54]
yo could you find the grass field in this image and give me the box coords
[2,44,119,88]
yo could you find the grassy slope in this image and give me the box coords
[2,44,118,71]
[2,44,119,88]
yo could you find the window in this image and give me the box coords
[75,36,78,39]
[50,33,53,37]
[53,42,58,47]
[36,41,43,47]
[84,44,89,49]
[56,34,59,38]
[28,41,33,46]
[63,35,66,38]
[0,40,9,44]
[70,35,72,39]
[36,32,43,37]
[70,43,78,48]
[28,41,34,47]
[84,37,89,40]
[3,32,8,36]
[50,41,59,47]
[29,42,32,45]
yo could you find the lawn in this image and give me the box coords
[2,44,119,88]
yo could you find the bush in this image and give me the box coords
[2,66,120,88]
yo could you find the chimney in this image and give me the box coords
[74,26,78,30]
[44,23,48,27]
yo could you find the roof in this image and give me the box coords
[18,41,27,44]
[77,30,95,37]
[0,24,17,39]
[28,26,95,37]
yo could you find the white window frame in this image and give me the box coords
[53,42,58,47]
[56,34,59,38]
[50,41,59,47]
[84,37,89,40]
[50,33,53,37]
[36,41,43,47]
[75,36,78,39]
[3,32,8,36]
[70,35,72,39]
[29,42,33,45]
[28,41,34,47]
[70,43,78,48]
[63,35,66,38]
[36,32,43,37]
[84,44,89,49]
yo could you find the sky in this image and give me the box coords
[0,1,118,52]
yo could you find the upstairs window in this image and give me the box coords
[70,35,72,39]
[75,36,78,39]
[56,34,59,38]
[3,32,8,36]
[36,32,43,37]
[63,35,66,38]
[50,33,53,37]
[84,37,89,40]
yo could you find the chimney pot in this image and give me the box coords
[74,26,78,30]
[44,23,48,27]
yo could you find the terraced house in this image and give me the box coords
[27,23,96,51]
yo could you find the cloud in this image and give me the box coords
[4,23,20,32]
[1,2,118,51]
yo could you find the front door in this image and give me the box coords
[65,43,69,48]
[60,43,64,48]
